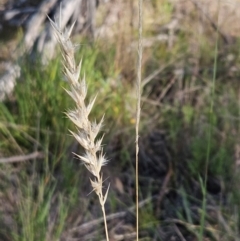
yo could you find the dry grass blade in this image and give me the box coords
[0,152,44,163]
[48,15,110,241]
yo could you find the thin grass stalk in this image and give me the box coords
[48,16,110,241]
[200,1,220,240]
[136,0,143,240]
[102,204,109,241]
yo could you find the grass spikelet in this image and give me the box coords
[48,16,110,241]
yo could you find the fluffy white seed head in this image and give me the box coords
[49,15,109,202]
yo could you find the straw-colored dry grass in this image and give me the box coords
[48,16,110,241]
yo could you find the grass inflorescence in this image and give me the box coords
[48,16,110,240]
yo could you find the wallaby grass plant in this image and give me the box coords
[1,1,240,240]
[48,16,111,240]
[48,1,144,240]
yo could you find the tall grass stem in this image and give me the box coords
[136,0,143,240]
[200,1,220,239]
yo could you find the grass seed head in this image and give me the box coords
[48,16,109,201]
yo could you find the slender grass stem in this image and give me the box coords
[200,1,220,240]
[102,204,109,241]
[136,0,142,240]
